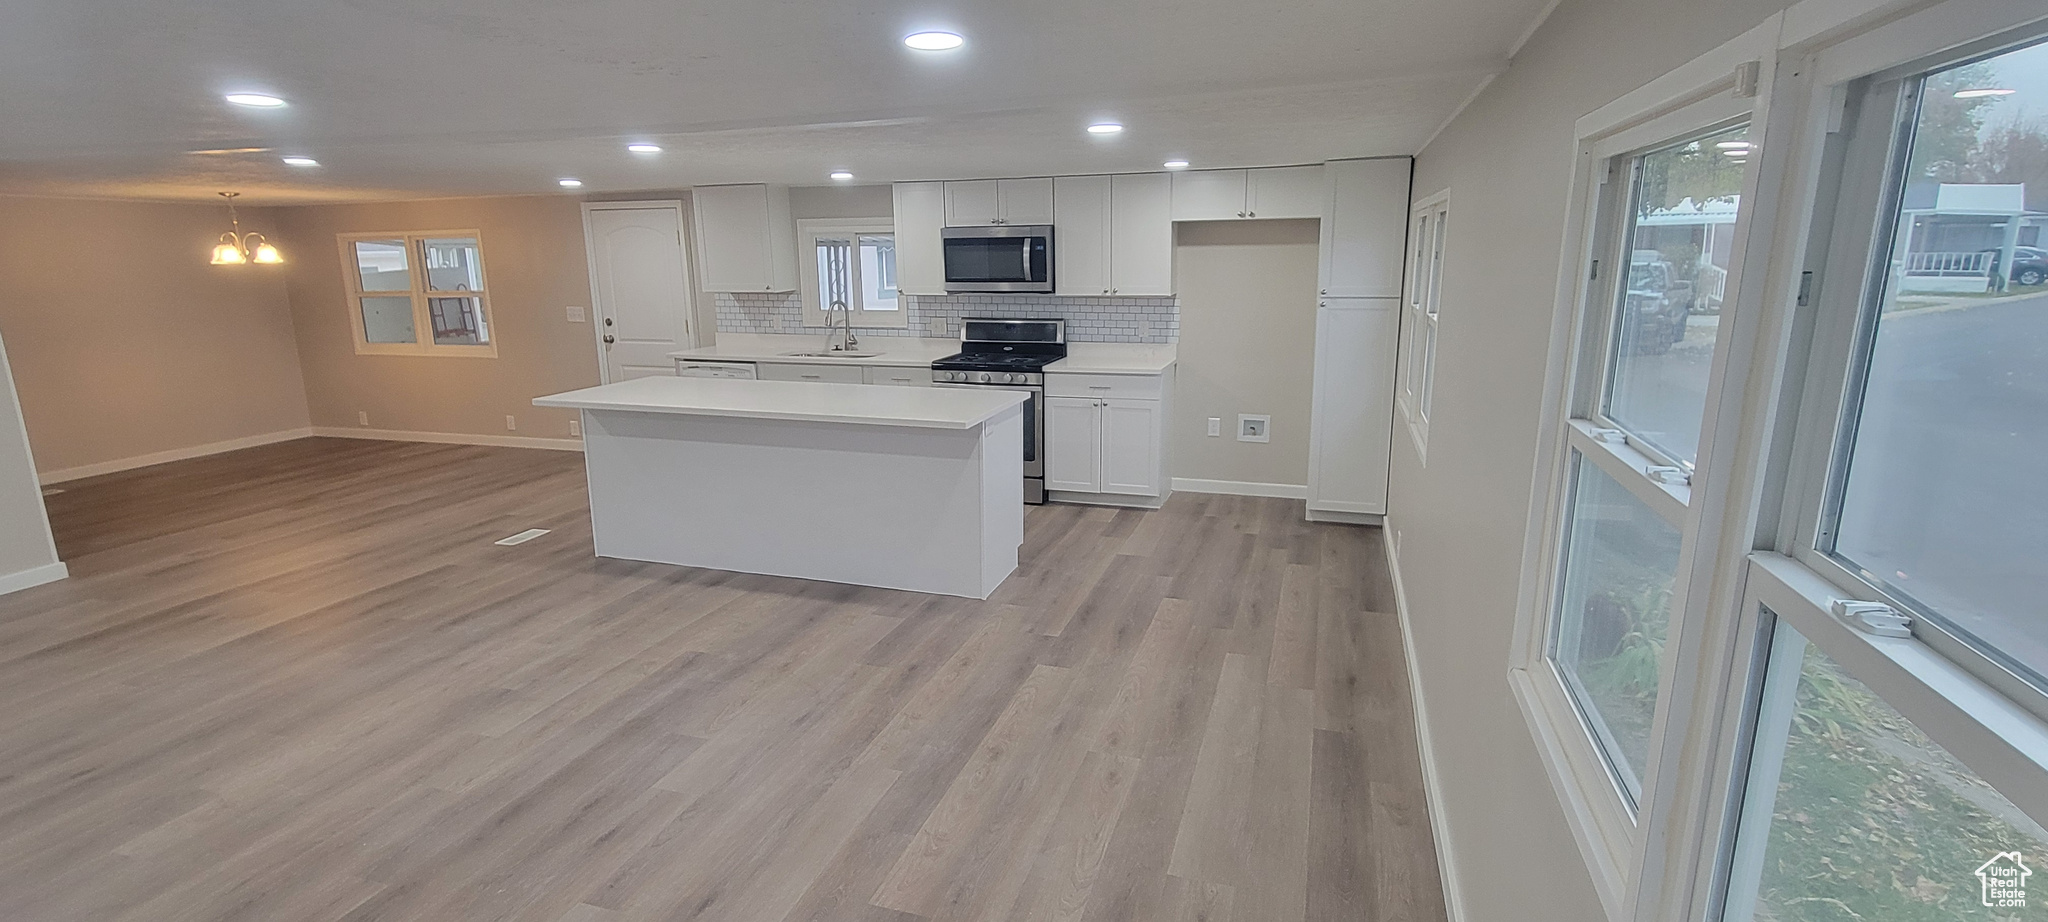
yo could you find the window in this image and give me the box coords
[1540,111,1751,817]
[1400,192,1448,453]
[1712,26,2048,922]
[798,219,904,328]
[339,232,495,356]
[1721,615,2048,922]
[1817,38,2048,696]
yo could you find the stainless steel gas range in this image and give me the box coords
[930,319,1067,504]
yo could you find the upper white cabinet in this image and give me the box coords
[1170,165,1325,221]
[1054,174,1174,297]
[1320,158,1414,298]
[1170,170,1249,221]
[892,182,948,296]
[1110,173,1174,296]
[691,184,798,292]
[1053,176,1111,296]
[945,178,1054,226]
[1247,166,1327,219]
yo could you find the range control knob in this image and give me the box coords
[1007,373,1025,384]
[977,371,993,383]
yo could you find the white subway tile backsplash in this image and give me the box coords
[714,292,1178,343]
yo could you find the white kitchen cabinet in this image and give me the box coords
[1247,165,1328,220]
[945,178,1053,226]
[1045,396,1103,493]
[1320,158,1413,299]
[1053,175,1111,296]
[1306,297,1399,517]
[1110,173,1174,296]
[1170,169,1249,221]
[756,362,866,385]
[1171,166,1325,221]
[1045,370,1171,501]
[893,182,948,296]
[1055,174,1174,297]
[862,366,933,387]
[690,184,797,292]
[1100,398,1162,495]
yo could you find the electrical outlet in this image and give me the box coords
[1139,319,1152,340]
[505,415,518,431]
[357,410,369,427]
[1207,417,1221,437]
[569,418,582,437]
[1237,414,1271,443]
[566,306,586,322]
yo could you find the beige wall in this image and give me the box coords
[0,331,61,585]
[1386,0,1792,919]
[0,196,312,477]
[1170,220,1320,488]
[275,195,599,440]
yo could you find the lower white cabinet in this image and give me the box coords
[862,366,933,387]
[1046,372,1169,499]
[756,362,866,384]
[1306,298,1399,516]
[1045,397,1104,493]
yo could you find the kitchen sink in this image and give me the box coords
[779,350,883,358]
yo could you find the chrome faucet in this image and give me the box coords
[826,299,859,352]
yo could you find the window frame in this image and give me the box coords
[1508,22,1781,921]
[337,230,498,358]
[1660,8,2048,922]
[796,218,906,329]
[1399,190,1450,459]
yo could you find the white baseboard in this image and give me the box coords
[0,561,68,596]
[310,427,585,452]
[1170,478,1307,499]
[1307,508,1384,525]
[37,427,315,484]
[1046,490,1167,510]
[1383,523,1468,922]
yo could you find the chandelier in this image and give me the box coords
[209,192,283,265]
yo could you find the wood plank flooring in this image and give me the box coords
[0,437,1447,922]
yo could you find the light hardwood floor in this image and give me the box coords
[1,437,1447,922]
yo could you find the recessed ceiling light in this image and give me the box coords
[1087,123,1124,135]
[627,143,662,153]
[224,93,287,108]
[903,31,965,51]
[1715,140,1751,149]
[1954,88,2017,98]
[281,156,319,166]
[830,171,855,181]
[558,178,583,188]
[1163,160,1190,169]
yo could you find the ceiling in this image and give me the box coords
[0,0,1549,204]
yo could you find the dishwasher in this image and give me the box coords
[673,360,757,379]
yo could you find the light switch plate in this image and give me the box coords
[1207,417,1221,437]
[1237,414,1270,443]
[566,306,587,322]
[505,415,518,431]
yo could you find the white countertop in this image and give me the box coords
[534,375,1028,430]
[670,333,1177,376]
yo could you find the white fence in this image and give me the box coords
[1903,251,1992,276]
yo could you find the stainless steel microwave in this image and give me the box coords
[941,225,1053,293]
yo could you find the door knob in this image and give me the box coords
[603,334,615,344]
[604,317,614,326]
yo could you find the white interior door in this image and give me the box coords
[585,203,696,382]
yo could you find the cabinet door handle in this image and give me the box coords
[800,373,822,379]
[1248,211,1256,217]
[603,334,615,344]
[1087,385,1111,390]
[1236,211,1246,218]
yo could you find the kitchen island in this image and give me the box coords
[534,376,1027,598]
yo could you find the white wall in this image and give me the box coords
[0,196,313,480]
[1386,0,1793,918]
[0,330,63,593]
[1171,219,1320,489]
